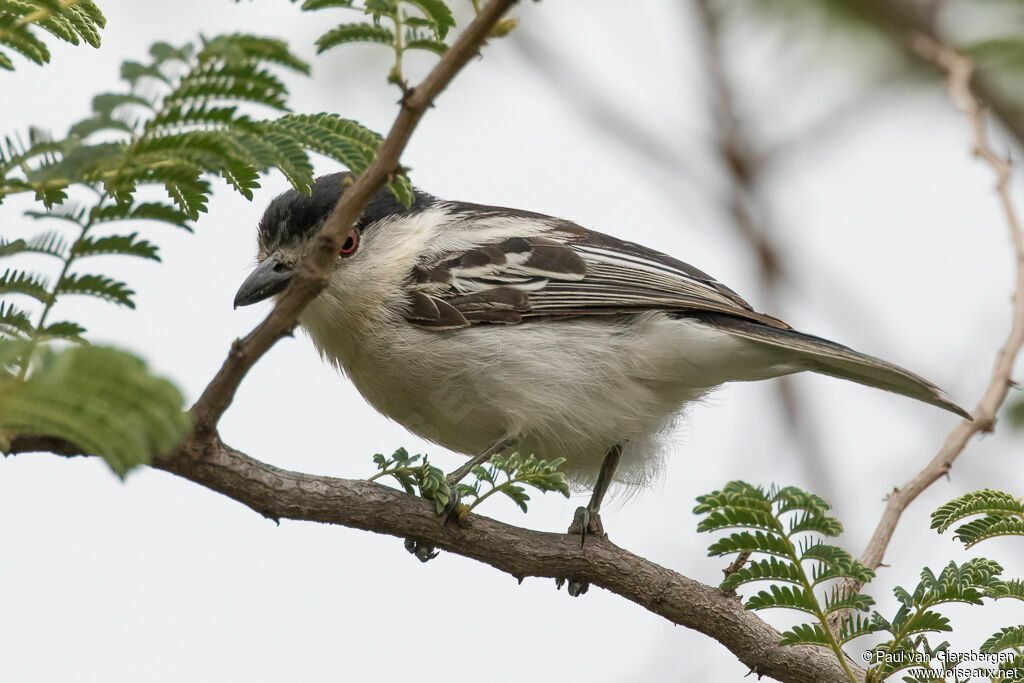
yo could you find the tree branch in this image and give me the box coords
[851,34,1024,589]
[190,0,518,438]
[855,0,1024,151]
[8,433,863,683]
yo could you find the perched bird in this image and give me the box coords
[235,172,968,544]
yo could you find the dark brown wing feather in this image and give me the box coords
[405,212,788,330]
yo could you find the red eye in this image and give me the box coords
[340,228,359,256]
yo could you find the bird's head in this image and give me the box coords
[233,172,434,317]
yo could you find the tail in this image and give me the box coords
[700,314,971,419]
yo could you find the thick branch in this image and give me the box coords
[9,434,862,683]
[190,0,517,437]
[855,36,1024,579]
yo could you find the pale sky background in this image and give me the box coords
[2,1,1023,681]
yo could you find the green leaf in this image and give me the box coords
[931,489,1024,533]
[300,0,357,8]
[804,544,875,585]
[720,557,803,591]
[90,202,192,230]
[168,62,290,110]
[0,344,189,477]
[773,485,833,518]
[405,37,447,55]
[988,579,1024,602]
[822,584,874,614]
[900,610,952,637]
[315,23,395,53]
[839,613,880,644]
[0,301,33,340]
[388,173,415,208]
[40,320,86,343]
[787,511,843,536]
[0,0,104,71]
[980,625,1024,653]
[745,584,819,615]
[73,233,160,261]
[696,506,781,534]
[951,514,1024,548]
[778,622,831,646]
[56,273,134,307]
[199,34,310,74]
[706,530,792,559]
[404,0,455,39]
[0,268,51,303]
[264,113,381,180]
[0,231,69,259]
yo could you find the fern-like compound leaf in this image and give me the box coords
[56,273,134,307]
[0,0,105,71]
[931,489,1024,533]
[73,233,160,261]
[839,613,881,645]
[745,584,819,616]
[316,23,395,53]
[89,202,192,230]
[987,578,1024,602]
[720,557,804,591]
[899,609,952,637]
[706,530,792,559]
[199,34,310,74]
[405,37,447,55]
[981,625,1024,653]
[0,344,189,477]
[40,320,85,343]
[778,623,831,647]
[404,0,455,39]
[0,301,33,339]
[822,584,875,615]
[952,514,1024,549]
[0,268,50,302]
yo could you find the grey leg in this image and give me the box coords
[567,444,622,546]
[564,444,623,597]
[446,436,517,489]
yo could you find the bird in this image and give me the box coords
[234,171,969,551]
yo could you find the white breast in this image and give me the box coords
[299,299,789,489]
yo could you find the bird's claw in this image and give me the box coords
[554,575,591,597]
[560,505,605,596]
[404,537,439,563]
[401,478,465,564]
[441,476,468,524]
[566,505,605,548]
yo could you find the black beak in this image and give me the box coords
[233,255,294,308]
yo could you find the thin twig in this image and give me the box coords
[189,0,517,438]
[7,434,860,683]
[856,0,1024,152]
[853,34,1024,585]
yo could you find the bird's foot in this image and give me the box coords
[441,474,470,524]
[404,538,439,563]
[566,505,605,547]
[559,506,606,597]
[401,476,465,564]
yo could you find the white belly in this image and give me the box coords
[299,308,791,487]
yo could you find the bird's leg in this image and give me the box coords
[562,444,623,597]
[567,443,622,545]
[445,435,517,491]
